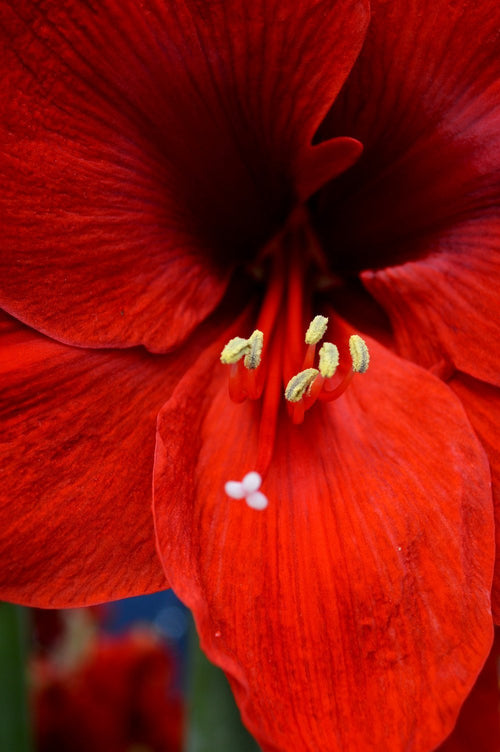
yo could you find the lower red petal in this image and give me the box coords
[437,629,500,752]
[450,374,500,623]
[154,332,494,751]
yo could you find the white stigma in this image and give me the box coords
[224,471,268,509]
[224,480,246,499]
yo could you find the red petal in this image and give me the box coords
[317,0,500,384]
[361,220,500,385]
[295,137,363,202]
[154,333,494,751]
[437,629,500,752]
[450,374,500,623]
[0,0,368,350]
[0,310,219,607]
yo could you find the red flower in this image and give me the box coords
[33,627,183,752]
[0,1,498,750]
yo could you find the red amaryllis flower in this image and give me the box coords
[33,628,183,752]
[0,1,498,750]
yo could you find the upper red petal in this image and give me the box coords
[361,220,500,385]
[0,0,368,350]
[317,0,500,384]
[153,332,494,752]
[0,310,222,606]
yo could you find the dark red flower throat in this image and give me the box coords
[220,208,369,510]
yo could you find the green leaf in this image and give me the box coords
[185,616,261,752]
[0,603,33,752]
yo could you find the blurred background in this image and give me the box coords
[0,596,498,751]
[0,593,260,752]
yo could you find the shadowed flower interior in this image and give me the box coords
[219,208,371,509]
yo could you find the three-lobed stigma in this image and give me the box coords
[225,471,268,509]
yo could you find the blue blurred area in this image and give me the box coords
[102,590,190,689]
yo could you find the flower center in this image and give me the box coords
[220,209,369,509]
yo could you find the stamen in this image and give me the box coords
[220,209,372,510]
[221,330,265,402]
[243,330,264,370]
[349,335,370,373]
[285,368,319,402]
[305,315,328,345]
[303,314,329,368]
[318,342,339,378]
[319,337,370,402]
[220,337,250,365]
[228,361,248,403]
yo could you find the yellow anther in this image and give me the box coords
[285,368,319,402]
[305,315,328,345]
[318,342,339,378]
[220,337,250,365]
[244,330,264,370]
[349,335,370,373]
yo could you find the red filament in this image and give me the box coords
[225,211,359,480]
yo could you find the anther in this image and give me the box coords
[305,315,328,345]
[243,330,264,370]
[285,368,319,402]
[318,342,339,378]
[349,335,370,373]
[220,337,250,365]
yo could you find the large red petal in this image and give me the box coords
[450,374,500,623]
[153,333,494,751]
[0,310,221,607]
[361,220,500,385]
[0,0,368,350]
[317,0,500,385]
[437,629,500,752]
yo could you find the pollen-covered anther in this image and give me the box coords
[220,336,250,365]
[318,342,339,378]
[285,368,320,402]
[305,315,329,345]
[349,335,370,373]
[243,329,264,370]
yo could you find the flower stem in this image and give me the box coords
[0,603,33,752]
[184,616,261,752]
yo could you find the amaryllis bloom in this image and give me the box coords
[33,626,183,752]
[1,0,499,750]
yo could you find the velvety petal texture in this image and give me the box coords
[450,374,500,623]
[0,310,195,606]
[361,222,500,385]
[438,630,500,752]
[154,333,494,752]
[318,0,500,385]
[0,0,368,351]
